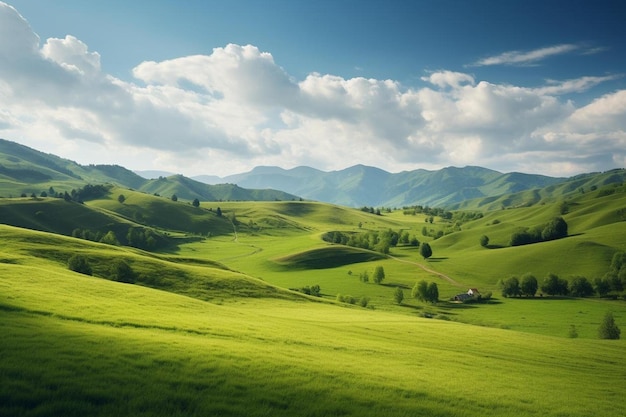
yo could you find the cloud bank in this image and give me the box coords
[0,2,624,177]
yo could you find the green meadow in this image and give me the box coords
[1,181,626,416]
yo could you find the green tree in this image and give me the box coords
[100,230,120,246]
[68,254,92,276]
[118,194,126,204]
[394,287,404,305]
[541,273,569,296]
[520,273,538,297]
[373,266,385,284]
[192,198,200,208]
[500,276,521,297]
[479,235,489,247]
[570,276,594,297]
[420,242,432,259]
[598,312,621,339]
[412,280,428,302]
[216,207,222,217]
[541,216,568,241]
[109,259,135,283]
[171,194,178,202]
[594,278,611,297]
[426,282,439,303]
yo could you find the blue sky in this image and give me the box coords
[1,0,625,177]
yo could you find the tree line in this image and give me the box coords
[500,252,626,299]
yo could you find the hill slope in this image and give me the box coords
[0,138,298,202]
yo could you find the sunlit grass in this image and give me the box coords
[2,263,625,417]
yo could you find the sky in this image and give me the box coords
[0,0,625,178]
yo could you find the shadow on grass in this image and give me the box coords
[426,257,448,262]
[380,283,411,289]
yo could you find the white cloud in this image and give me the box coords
[471,44,580,67]
[0,2,624,177]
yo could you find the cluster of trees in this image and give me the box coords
[71,227,164,251]
[25,184,110,203]
[402,205,453,220]
[509,217,568,246]
[500,273,609,298]
[412,280,439,303]
[323,229,419,254]
[67,255,135,283]
[336,293,370,308]
[360,206,382,215]
[358,266,386,284]
[297,284,321,297]
[501,252,626,299]
[72,228,120,245]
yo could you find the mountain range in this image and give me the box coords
[1,138,624,208]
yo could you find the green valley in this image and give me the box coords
[0,140,625,416]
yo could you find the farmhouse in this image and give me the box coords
[453,288,481,302]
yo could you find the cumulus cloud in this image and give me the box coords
[0,1,624,177]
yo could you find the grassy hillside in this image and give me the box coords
[450,168,626,210]
[2,249,625,417]
[86,187,234,236]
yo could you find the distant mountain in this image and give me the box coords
[0,139,298,202]
[196,164,565,208]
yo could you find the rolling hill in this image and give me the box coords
[0,138,298,202]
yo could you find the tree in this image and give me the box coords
[192,198,200,208]
[594,278,612,297]
[598,312,621,339]
[541,216,568,241]
[109,259,135,283]
[118,194,126,204]
[216,207,222,217]
[500,276,521,297]
[426,282,439,303]
[420,242,432,260]
[520,273,538,297]
[412,280,428,302]
[171,194,178,202]
[394,287,404,305]
[68,254,92,276]
[570,276,594,297]
[479,235,489,247]
[100,230,120,246]
[373,266,385,284]
[541,273,569,296]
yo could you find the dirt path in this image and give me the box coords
[388,255,463,287]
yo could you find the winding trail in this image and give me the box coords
[387,255,463,287]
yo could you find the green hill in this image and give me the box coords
[0,138,299,202]
[1,227,625,417]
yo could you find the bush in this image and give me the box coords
[598,312,621,339]
[479,235,489,247]
[68,254,92,276]
[394,287,404,305]
[373,266,385,284]
[109,259,135,283]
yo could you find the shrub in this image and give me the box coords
[598,312,621,339]
[109,259,135,283]
[68,254,92,276]
[479,235,489,247]
[359,297,370,308]
[373,266,385,284]
[394,287,404,305]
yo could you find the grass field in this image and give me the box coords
[2,262,625,417]
[1,182,625,416]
